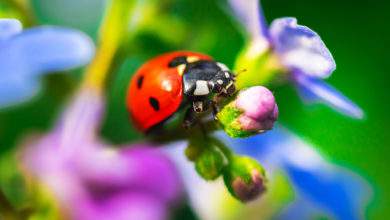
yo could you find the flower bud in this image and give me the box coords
[223,156,266,202]
[185,141,203,162]
[195,147,224,180]
[217,86,278,138]
[236,86,278,130]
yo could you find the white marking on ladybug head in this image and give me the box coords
[194,80,210,96]
[187,56,200,63]
[217,79,223,85]
[217,62,229,71]
[177,64,186,76]
[224,72,230,78]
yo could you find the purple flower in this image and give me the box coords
[228,0,363,119]
[235,86,278,132]
[0,18,180,219]
[20,89,182,220]
[0,18,94,108]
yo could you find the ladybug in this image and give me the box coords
[126,51,236,133]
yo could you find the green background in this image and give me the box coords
[261,1,390,219]
[0,0,389,219]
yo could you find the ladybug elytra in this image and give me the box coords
[126,51,236,133]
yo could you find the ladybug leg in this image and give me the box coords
[183,107,197,129]
[210,99,219,120]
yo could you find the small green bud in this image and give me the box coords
[223,156,266,202]
[195,147,224,180]
[185,142,203,161]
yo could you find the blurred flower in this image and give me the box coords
[165,126,372,220]
[21,89,181,220]
[217,86,278,138]
[228,127,372,220]
[3,16,181,219]
[0,18,94,108]
[229,0,363,119]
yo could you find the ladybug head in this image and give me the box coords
[208,70,236,96]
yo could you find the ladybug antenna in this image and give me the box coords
[235,68,247,76]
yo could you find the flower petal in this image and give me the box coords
[227,0,269,40]
[0,76,40,108]
[278,198,326,220]
[54,89,104,150]
[283,163,372,220]
[0,18,22,40]
[76,192,167,220]
[77,146,182,204]
[292,71,364,119]
[10,27,94,74]
[269,17,335,78]
[0,26,94,108]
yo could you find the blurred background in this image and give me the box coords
[0,0,389,219]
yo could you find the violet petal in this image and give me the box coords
[0,24,94,108]
[228,0,269,40]
[75,192,167,220]
[269,17,335,78]
[78,146,182,204]
[292,71,364,119]
[0,19,22,40]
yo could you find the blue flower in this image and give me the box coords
[230,127,372,220]
[0,18,94,108]
[228,0,363,119]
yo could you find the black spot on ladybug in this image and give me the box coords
[168,56,187,67]
[149,97,160,111]
[137,75,144,89]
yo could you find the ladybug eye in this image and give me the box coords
[149,97,160,111]
[137,75,144,89]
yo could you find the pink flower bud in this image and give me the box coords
[235,86,278,132]
[231,169,266,202]
[223,156,267,202]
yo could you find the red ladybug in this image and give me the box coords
[126,51,235,133]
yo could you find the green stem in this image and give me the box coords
[4,0,36,26]
[199,123,233,163]
[148,120,219,143]
[0,189,25,220]
[234,45,287,90]
[210,137,233,162]
[82,0,134,92]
